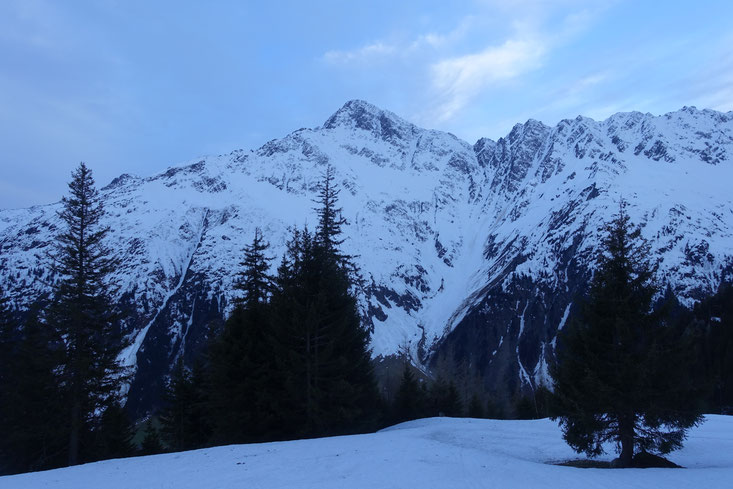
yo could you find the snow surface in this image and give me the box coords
[3,416,732,488]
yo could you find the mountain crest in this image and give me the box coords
[322,99,419,142]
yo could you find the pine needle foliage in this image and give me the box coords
[47,162,129,466]
[551,201,704,467]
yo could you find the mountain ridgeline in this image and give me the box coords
[1,100,732,417]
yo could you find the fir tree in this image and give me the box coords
[90,402,136,461]
[392,364,426,423]
[47,162,128,466]
[551,202,704,467]
[314,165,347,257]
[208,228,275,443]
[233,228,273,307]
[268,168,378,438]
[140,420,164,455]
[427,377,463,417]
[0,302,67,474]
[159,359,211,451]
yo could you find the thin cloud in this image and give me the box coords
[322,16,474,65]
[430,36,547,121]
[424,3,612,124]
[323,41,397,64]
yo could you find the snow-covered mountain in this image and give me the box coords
[1,100,732,415]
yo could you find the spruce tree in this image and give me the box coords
[268,167,378,438]
[551,202,704,467]
[159,359,211,451]
[314,165,347,257]
[208,228,275,443]
[392,364,426,423]
[90,402,136,461]
[48,162,127,466]
[140,420,164,455]
[233,228,273,307]
[427,377,463,417]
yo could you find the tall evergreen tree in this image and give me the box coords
[268,168,378,439]
[551,202,704,467]
[233,228,273,307]
[314,165,347,256]
[208,228,275,443]
[47,162,127,466]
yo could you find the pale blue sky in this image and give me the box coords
[1,0,731,209]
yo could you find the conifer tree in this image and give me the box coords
[233,228,273,307]
[0,302,67,474]
[551,202,703,467]
[314,165,347,257]
[427,377,463,417]
[159,359,211,451]
[47,162,127,466]
[90,402,136,461]
[140,420,164,455]
[268,167,378,438]
[392,364,426,423]
[691,282,733,412]
[208,228,275,443]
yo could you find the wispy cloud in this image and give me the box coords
[429,35,547,121]
[322,16,475,65]
[323,41,398,64]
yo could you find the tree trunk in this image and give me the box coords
[618,414,635,468]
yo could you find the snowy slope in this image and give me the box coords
[1,101,732,414]
[2,416,732,488]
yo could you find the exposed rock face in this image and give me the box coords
[1,100,732,416]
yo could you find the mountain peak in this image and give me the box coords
[323,99,382,127]
[322,100,419,141]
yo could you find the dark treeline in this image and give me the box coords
[1,164,733,474]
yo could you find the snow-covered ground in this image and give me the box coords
[3,416,732,488]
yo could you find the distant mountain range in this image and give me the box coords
[1,100,732,416]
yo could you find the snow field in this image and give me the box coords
[3,415,732,489]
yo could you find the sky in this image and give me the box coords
[1,0,732,210]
